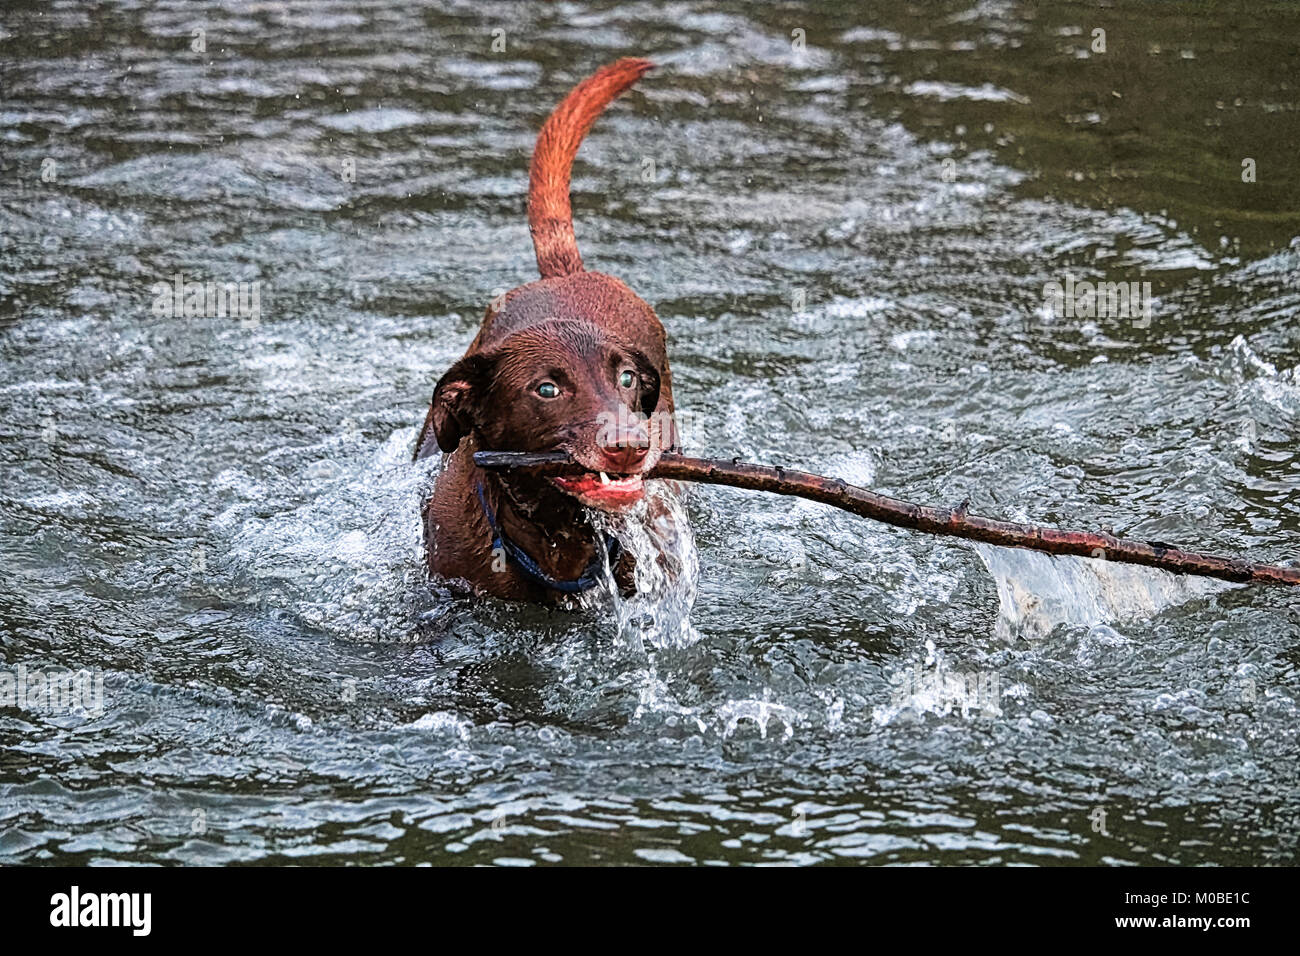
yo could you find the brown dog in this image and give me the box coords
[416,58,677,603]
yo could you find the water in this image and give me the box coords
[2,0,1299,865]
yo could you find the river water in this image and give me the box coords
[2,0,1298,865]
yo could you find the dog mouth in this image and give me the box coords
[550,469,645,510]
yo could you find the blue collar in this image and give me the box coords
[475,481,622,594]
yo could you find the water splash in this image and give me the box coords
[717,691,803,741]
[221,429,434,643]
[973,544,1234,641]
[1221,334,1300,417]
[589,480,700,650]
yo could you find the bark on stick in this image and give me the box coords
[472,450,1300,587]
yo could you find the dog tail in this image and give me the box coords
[528,57,653,279]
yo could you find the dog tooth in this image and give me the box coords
[600,471,609,484]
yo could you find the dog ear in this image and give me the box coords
[430,354,494,453]
[630,350,662,417]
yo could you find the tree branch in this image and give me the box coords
[471,451,1300,587]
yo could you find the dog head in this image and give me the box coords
[431,316,666,512]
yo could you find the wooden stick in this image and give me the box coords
[472,450,1300,587]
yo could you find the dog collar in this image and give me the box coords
[474,481,621,594]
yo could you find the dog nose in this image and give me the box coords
[599,424,650,471]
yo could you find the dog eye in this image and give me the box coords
[536,382,559,398]
[619,370,635,388]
